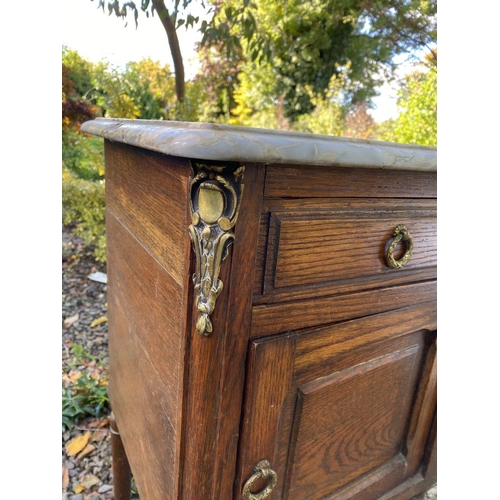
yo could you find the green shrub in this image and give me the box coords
[62,168,106,262]
[62,344,110,431]
[62,128,104,181]
[62,372,109,431]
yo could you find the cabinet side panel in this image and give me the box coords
[106,141,190,285]
[105,143,192,500]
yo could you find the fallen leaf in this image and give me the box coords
[80,474,100,489]
[63,313,79,328]
[65,431,90,457]
[98,418,109,428]
[74,484,85,494]
[69,370,83,383]
[62,467,69,490]
[90,316,107,328]
[91,429,108,442]
[76,443,95,460]
[87,418,101,428]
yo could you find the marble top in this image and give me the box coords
[81,118,437,171]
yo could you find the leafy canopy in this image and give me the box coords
[376,66,437,146]
[209,0,437,120]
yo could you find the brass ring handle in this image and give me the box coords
[242,460,278,500]
[385,224,414,269]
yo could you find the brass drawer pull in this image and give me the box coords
[386,224,414,269]
[242,460,278,500]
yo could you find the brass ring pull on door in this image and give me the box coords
[242,460,278,500]
[385,224,414,269]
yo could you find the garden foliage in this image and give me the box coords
[62,48,208,261]
[62,343,110,431]
[376,68,437,146]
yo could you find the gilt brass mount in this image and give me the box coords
[385,224,414,269]
[242,460,278,500]
[188,162,245,336]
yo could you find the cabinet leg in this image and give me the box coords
[110,415,132,500]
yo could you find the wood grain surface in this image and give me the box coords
[251,281,437,337]
[264,164,437,199]
[106,142,191,285]
[105,143,192,500]
[254,198,436,302]
[179,163,267,500]
[238,304,437,500]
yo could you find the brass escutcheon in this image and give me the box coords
[385,224,414,269]
[242,460,278,500]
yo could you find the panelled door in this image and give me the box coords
[236,302,437,500]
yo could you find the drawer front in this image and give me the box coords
[254,199,436,303]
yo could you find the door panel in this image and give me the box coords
[288,345,421,499]
[236,305,437,500]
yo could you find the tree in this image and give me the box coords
[208,0,437,121]
[123,59,176,118]
[62,47,96,100]
[292,66,353,136]
[376,66,437,146]
[90,0,436,123]
[92,62,142,118]
[344,103,376,140]
[196,38,243,123]
[91,0,205,106]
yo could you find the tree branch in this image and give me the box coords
[152,0,185,102]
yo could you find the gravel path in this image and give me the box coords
[61,227,435,500]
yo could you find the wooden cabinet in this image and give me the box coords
[82,119,437,500]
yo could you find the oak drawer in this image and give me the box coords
[254,198,436,303]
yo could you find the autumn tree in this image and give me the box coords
[344,103,376,140]
[62,48,98,128]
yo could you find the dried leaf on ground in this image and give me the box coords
[98,418,109,428]
[80,474,100,489]
[62,467,69,490]
[74,484,85,494]
[63,313,79,328]
[90,316,108,328]
[92,429,108,442]
[65,431,90,457]
[77,443,95,460]
[69,370,83,383]
[87,418,102,428]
